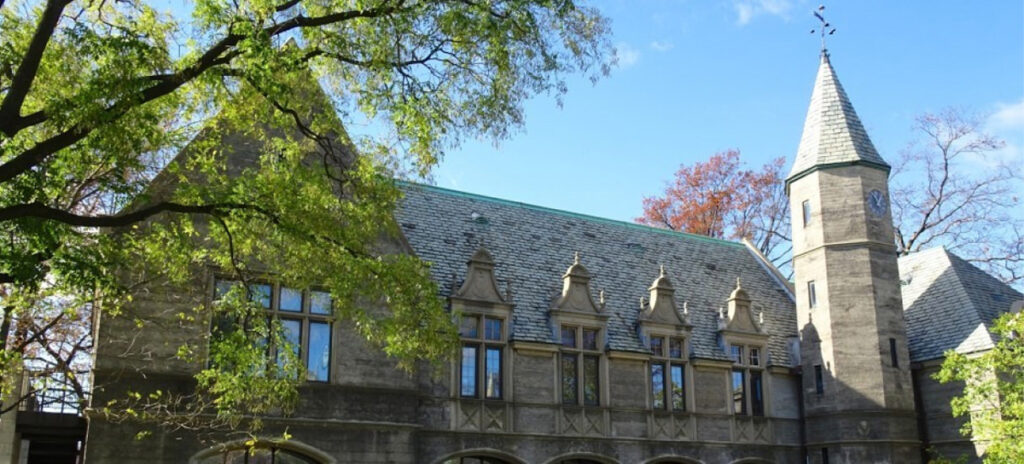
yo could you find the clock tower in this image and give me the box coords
[786,52,920,463]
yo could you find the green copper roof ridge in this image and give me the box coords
[395,179,745,249]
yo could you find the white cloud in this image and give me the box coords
[990,98,1024,131]
[614,42,641,69]
[975,98,1024,167]
[650,40,674,52]
[733,0,794,26]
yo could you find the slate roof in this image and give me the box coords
[899,247,1023,362]
[395,182,798,365]
[787,53,889,181]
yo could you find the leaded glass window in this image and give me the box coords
[459,315,506,400]
[729,342,765,416]
[213,280,332,382]
[649,334,686,411]
[560,325,601,406]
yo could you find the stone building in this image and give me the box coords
[79,52,1022,464]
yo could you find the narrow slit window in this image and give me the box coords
[814,364,824,395]
[732,369,747,415]
[670,364,685,411]
[583,355,600,406]
[561,353,578,404]
[889,338,899,367]
[822,447,829,464]
[802,199,812,226]
[651,364,665,409]
[485,347,502,399]
[460,346,478,397]
[750,371,764,416]
[808,281,817,308]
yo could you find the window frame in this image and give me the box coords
[458,314,507,400]
[648,334,687,412]
[814,364,825,395]
[212,278,333,383]
[560,324,603,407]
[728,342,766,417]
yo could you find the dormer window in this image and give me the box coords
[460,315,506,399]
[449,247,513,402]
[560,325,601,406]
[650,335,686,411]
[637,266,692,413]
[548,253,608,408]
[730,343,765,416]
[719,278,768,417]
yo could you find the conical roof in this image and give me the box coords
[787,53,889,183]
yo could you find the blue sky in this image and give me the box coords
[419,0,1024,222]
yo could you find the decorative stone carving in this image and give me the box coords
[552,252,602,314]
[639,265,689,326]
[453,247,506,304]
[720,277,763,334]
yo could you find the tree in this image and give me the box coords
[891,108,1023,286]
[0,0,612,432]
[637,149,791,270]
[934,311,1024,462]
[639,108,1024,287]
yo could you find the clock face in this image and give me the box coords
[867,189,888,216]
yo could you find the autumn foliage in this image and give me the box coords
[637,150,790,267]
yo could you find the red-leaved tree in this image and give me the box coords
[637,150,791,271]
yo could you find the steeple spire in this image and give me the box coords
[786,54,889,186]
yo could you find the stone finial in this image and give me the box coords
[599,289,606,309]
[729,276,751,302]
[574,251,580,265]
[683,301,689,316]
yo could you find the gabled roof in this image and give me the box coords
[787,53,889,183]
[395,182,798,365]
[899,247,1023,362]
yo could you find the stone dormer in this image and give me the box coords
[718,278,764,335]
[718,278,769,364]
[552,252,604,315]
[453,247,507,305]
[639,266,690,327]
[549,252,608,345]
[450,246,512,324]
[638,266,692,356]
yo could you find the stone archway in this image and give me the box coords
[189,439,334,464]
[434,448,527,464]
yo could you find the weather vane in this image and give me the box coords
[810,5,836,54]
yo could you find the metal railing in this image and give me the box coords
[18,373,86,415]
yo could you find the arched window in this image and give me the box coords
[197,445,321,464]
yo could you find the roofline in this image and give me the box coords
[395,180,746,249]
[742,238,795,301]
[784,159,892,194]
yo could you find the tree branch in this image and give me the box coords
[0,3,406,183]
[0,0,71,134]
[0,201,265,228]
